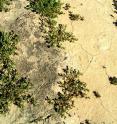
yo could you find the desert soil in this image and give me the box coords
[0,0,117,124]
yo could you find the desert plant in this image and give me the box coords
[69,11,84,21]
[46,66,89,117]
[0,71,34,113]
[0,0,11,12]
[27,0,77,48]
[113,0,117,13]
[58,66,89,97]
[37,14,77,48]
[0,30,18,60]
[63,3,71,10]
[45,22,77,48]
[27,0,63,18]
[46,92,74,117]
[93,91,101,98]
[0,30,34,114]
[113,20,117,26]
[80,119,92,124]
[112,0,117,26]
[109,76,117,85]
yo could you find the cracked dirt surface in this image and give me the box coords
[0,0,117,124]
[59,0,117,123]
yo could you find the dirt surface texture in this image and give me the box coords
[0,0,117,124]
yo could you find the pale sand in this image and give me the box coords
[58,0,117,123]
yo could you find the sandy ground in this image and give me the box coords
[58,0,117,123]
[0,0,117,124]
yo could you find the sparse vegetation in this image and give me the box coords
[63,3,71,10]
[112,0,117,26]
[0,30,34,114]
[58,66,89,97]
[45,22,77,48]
[28,0,77,48]
[27,0,63,18]
[109,76,117,85]
[93,91,101,98]
[46,92,74,117]
[46,66,89,117]
[69,11,84,21]
[0,0,11,12]
[80,119,92,124]
[113,21,117,26]
[0,31,18,59]
[113,0,117,13]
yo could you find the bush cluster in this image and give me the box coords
[27,0,62,18]
[45,21,77,48]
[0,0,12,12]
[69,11,84,21]
[28,0,78,48]
[109,76,117,85]
[112,0,117,26]
[46,66,89,117]
[0,30,34,114]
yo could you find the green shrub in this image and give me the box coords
[45,21,77,48]
[109,76,117,85]
[58,66,89,97]
[27,0,62,18]
[46,92,74,117]
[0,30,34,114]
[27,0,77,48]
[69,11,84,21]
[113,0,117,12]
[0,0,11,12]
[46,66,89,117]
[113,0,117,26]
[0,69,34,113]
[63,3,71,10]
[93,91,101,98]
[80,119,92,124]
[0,31,18,60]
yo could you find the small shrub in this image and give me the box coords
[0,70,34,113]
[27,0,63,18]
[69,11,84,21]
[45,22,77,48]
[0,0,11,12]
[63,3,71,10]
[80,119,92,124]
[0,30,34,114]
[112,0,117,26]
[93,91,101,98]
[58,66,89,97]
[109,76,117,85]
[113,0,117,13]
[46,66,89,117]
[0,30,18,60]
[46,92,74,117]
[27,0,77,48]
[113,20,117,26]
[37,14,77,48]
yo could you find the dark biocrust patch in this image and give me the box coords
[15,57,34,75]
[10,13,63,124]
